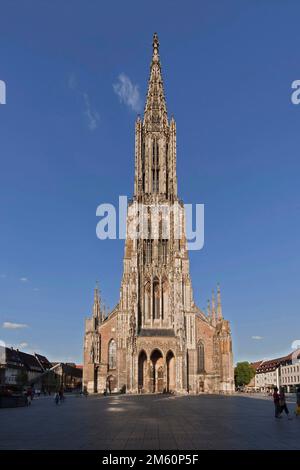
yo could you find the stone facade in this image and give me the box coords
[83,33,234,395]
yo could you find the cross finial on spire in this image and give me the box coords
[152,32,159,61]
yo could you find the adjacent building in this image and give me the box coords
[0,347,43,386]
[0,346,82,391]
[50,362,83,391]
[253,353,300,392]
[83,33,234,395]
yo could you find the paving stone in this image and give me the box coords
[0,394,299,450]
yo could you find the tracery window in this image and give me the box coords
[108,339,116,369]
[144,281,151,320]
[153,277,160,320]
[144,240,152,264]
[162,279,168,320]
[197,341,205,373]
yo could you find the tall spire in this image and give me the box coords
[93,281,101,324]
[217,283,223,321]
[143,32,168,130]
[207,299,211,318]
[211,290,216,326]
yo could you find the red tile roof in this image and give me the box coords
[250,361,264,371]
[256,354,293,373]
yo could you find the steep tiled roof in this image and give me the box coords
[256,354,293,373]
[17,351,43,373]
[250,360,264,371]
[35,353,52,370]
[2,348,44,373]
[2,347,24,369]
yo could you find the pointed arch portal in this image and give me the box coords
[150,349,164,393]
[166,350,175,392]
[138,350,147,392]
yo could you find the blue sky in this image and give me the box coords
[0,0,299,364]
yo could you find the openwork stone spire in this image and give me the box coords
[92,281,101,324]
[134,33,177,200]
[143,32,168,131]
[217,284,223,321]
[211,290,216,326]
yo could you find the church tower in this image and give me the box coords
[83,34,234,395]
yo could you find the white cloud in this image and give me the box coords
[2,322,29,329]
[68,74,100,131]
[113,73,142,113]
[18,342,29,349]
[83,92,100,131]
[20,277,28,282]
[251,335,264,340]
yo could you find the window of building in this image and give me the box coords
[144,240,152,265]
[108,339,116,369]
[153,278,160,320]
[197,341,205,373]
[158,239,168,264]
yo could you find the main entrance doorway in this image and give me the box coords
[150,349,164,393]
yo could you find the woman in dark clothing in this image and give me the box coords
[273,387,281,418]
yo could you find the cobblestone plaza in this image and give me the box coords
[1,394,299,450]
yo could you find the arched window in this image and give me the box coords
[96,335,101,363]
[153,278,160,320]
[197,341,205,373]
[108,339,116,369]
[162,278,168,320]
[144,240,152,265]
[144,281,151,320]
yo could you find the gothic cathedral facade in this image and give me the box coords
[83,34,234,395]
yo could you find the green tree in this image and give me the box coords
[234,362,255,387]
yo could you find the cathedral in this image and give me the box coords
[83,34,234,395]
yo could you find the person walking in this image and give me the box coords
[279,387,292,420]
[54,391,60,405]
[25,388,32,406]
[59,388,65,403]
[273,386,281,418]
